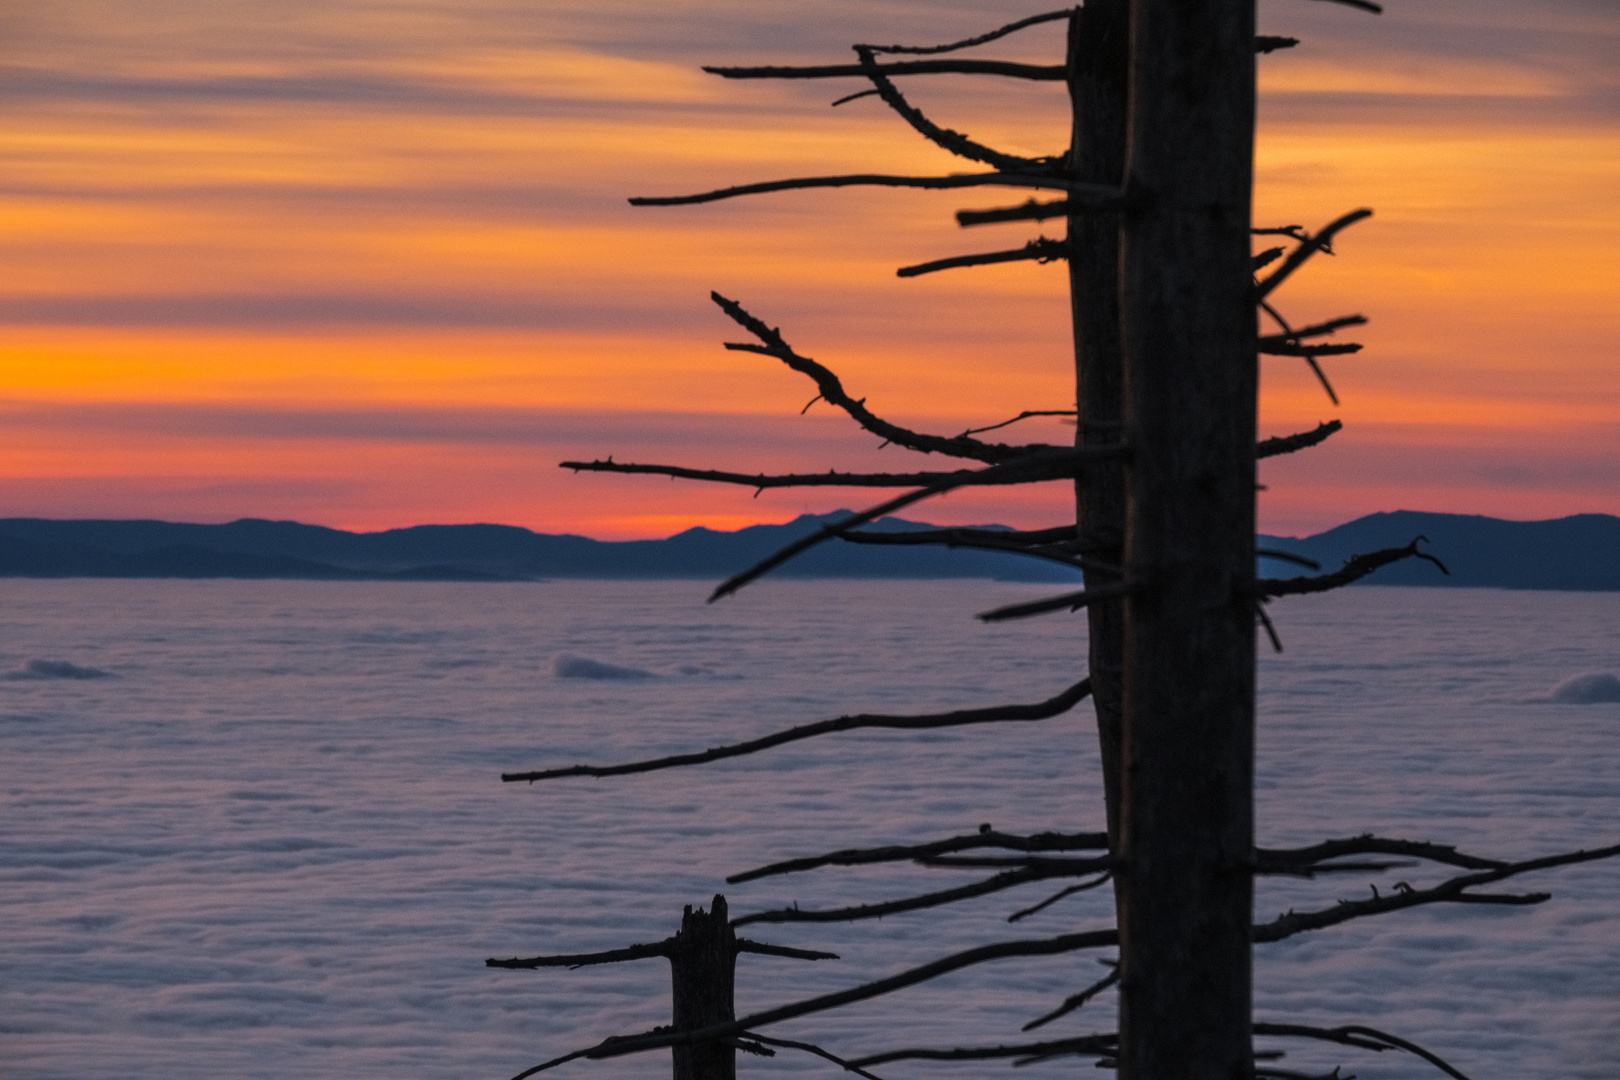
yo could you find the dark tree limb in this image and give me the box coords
[728,827,1108,885]
[708,448,1124,600]
[487,939,672,969]
[1257,549,1320,570]
[897,236,1067,277]
[703,59,1068,81]
[1255,35,1301,53]
[1023,963,1120,1030]
[1256,419,1341,459]
[1260,298,1340,404]
[957,198,1071,226]
[857,9,1077,56]
[732,864,1087,927]
[502,677,1091,783]
[959,409,1077,437]
[850,1034,1117,1069]
[629,172,1125,208]
[1256,538,1449,597]
[1256,835,1505,873]
[713,292,1051,462]
[1253,841,1620,945]
[1007,870,1113,922]
[1254,1023,1468,1080]
[1260,341,1362,359]
[836,526,1102,575]
[735,939,839,961]
[976,580,1136,622]
[736,1033,886,1080]
[1255,208,1374,300]
[1258,314,1367,347]
[853,45,1053,172]
[834,524,1083,548]
[559,459,988,489]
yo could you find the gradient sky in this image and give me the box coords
[3,0,1616,538]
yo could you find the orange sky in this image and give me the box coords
[2,0,1616,538]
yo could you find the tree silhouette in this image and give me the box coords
[487,4,1620,1079]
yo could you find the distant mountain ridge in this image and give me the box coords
[0,511,1615,589]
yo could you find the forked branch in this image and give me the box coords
[729,827,1108,885]
[1256,209,1374,300]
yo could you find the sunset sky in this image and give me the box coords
[2,0,1616,538]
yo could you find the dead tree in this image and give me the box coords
[487,4,1620,1079]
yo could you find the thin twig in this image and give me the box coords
[1023,964,1120,1031]
[708,448,1124,601]
[736,939,840,960]
[732,863,1092,927]
[703,59,1067,81]
[1260,298,1340,404]
[1256,208,1374,300]
[1007,871,1113,922]
[629,172,1124,208]
[714,292,1051,462]
[854,45,1050,172]
[486,939,671,969]
[957,198,1070,226]
[729,827,1108,885]
[739,1032,887,1080]
[959,410,1076,437]
[898,237,1067,277]
[976,580,1136,622]
[1256,836,1505,873]
[1255,1023,1467,1080]
[559,460,989,489]
[1258,314,1367,348]
[1257,549,1320,570]
[1308,0,1383,13]
[851,1034,1117,1069]
[858,9,1076,56]
[502,678,1091,783]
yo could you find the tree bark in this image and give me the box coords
[1115,1,1257,1077]
[1066,0,1129,853]
[670,895,737,1080]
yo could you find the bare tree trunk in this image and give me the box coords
[1114,1,1257,1077]
[670,895,737,1080]
[1066,0,1129,852]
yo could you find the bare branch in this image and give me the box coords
[959,409,1076,436]
[1023,964,1120,1031]
[1256,419,1341,459]
[502,678,1091,784]
[837,526,1103,575]
[486,939,671,969]
[1257,538,1448,597]
[857,9,1076,55]
[736,939,840,961]
[976,580,1136,622]
[834,524,1083,548]
[1260,298,1341,404]
[559,459,985,490]
[713,292,1052,462]
[732,864,1088,927]
[703,59,1067,81]
[1256,836,1506,873]
[629,171,1124,208]
[1257,549,1320,570]
[1260,341,1363,359]
[956,198,1070,226]
[897,236,1067,278]
[728,827,1108,885]
[708,448,1125,601]
[854,45,1052,172]
[1252,841,1620,945]
[851,1034,1117,1069]
[1258,314,1367,347]
[1007,871,1113,922]
[1256,208,1374,300]
[738,1033,887,1080]
[1255,1023,1469,1080]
